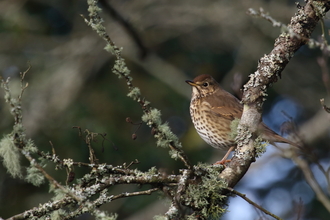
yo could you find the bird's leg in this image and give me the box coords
[214,146,235,165]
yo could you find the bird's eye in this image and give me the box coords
[202,82,209,87]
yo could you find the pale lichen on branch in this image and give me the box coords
[83,0,191,168]
[221,0,330,189]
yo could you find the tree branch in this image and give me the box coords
[227,187,283,220]
[283,147,330,213]
[220,0,330,187]
[82,0,192,169]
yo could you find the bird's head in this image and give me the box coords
[186,74,219,99]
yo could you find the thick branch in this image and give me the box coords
[220,0,330,187]
[243,1,330,107]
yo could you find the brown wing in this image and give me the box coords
[205,89,243,120]
[207,106,239,120]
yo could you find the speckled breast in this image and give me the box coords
[189,99,235,151]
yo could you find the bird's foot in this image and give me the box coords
[213,159,231,165]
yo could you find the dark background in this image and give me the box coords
[0,0,329,219]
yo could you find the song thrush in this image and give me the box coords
[186,74,298,163]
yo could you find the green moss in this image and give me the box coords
[255,136,268,158]
[186,215,198,220]
[93,210,118,220]
[146,166,158,175]
[51,187,67,201]
[127,87,141,101]
[153,215,167,220]
[25,166,45,186]
[142,108,162,126]
[184,164,228,219]
[158,123,179,143]
[0,135,22,178]
[155,138,169,148]
[104,43,115,55]
[50,210,67,220]
[24,139,38,153]
[113,58,130,77]
[13,123,25,135]
[151,122,182,152]
[235,124,252,147]
[168,149,179,160]
[229,118,240,140]
[87,0,102,15]
[312,1,327,17]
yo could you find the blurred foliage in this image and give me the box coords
[0,0,329,219]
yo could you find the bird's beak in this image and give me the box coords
[185,80,197,87]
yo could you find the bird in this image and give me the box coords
[186,74,298,164]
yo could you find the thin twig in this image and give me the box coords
[227,187,283,220]
[22,151,82,202]
[247,8,283,27]
[288,148,330,213]
[247,7,330,52]
[169,143,192,169]
[18,63,30,101]
[83,0,191,169]
[63,188,159,220]
[7,197,76,220]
